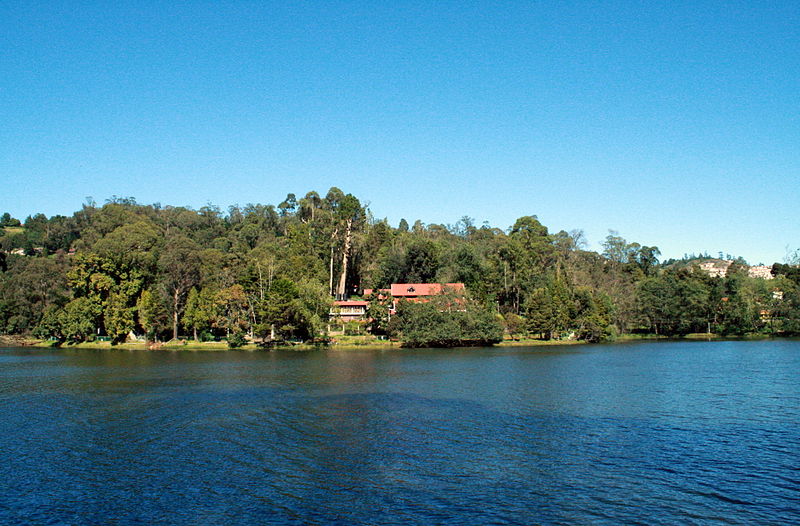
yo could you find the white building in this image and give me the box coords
[748,265,774,280]
[698,260,732,278]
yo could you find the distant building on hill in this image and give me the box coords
[6,247,44,257]
[698,260,732,278]
[696,260,774,280]
[748,265,774,280]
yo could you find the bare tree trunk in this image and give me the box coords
[248,298,256,339]
[266,258,274,291]
[328,227,338,296]
[336,219,353,298]
[256,261,264,301]
[173,290,179,340]
[329,246,335,296]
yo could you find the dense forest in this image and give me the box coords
[1,190,799,346]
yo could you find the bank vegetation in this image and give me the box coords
[1,193,799,348]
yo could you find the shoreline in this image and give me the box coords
[1,332,792,352]
[0,334,400,352]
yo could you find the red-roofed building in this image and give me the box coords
[330,283,467,322]
[389,283,465,298]
[387,283,465,314]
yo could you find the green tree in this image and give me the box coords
[105,290,136,343]
[525,288,557,339]
[573,287,614,342]
[60,297,101,342]
[714,275,762,336]
[366,291,390,334]
[392,294,502,348]
[0,212,21,227]
[227,331,247,348]
[332,193,366,298]
[254,278,311,341]
[67,252,144,340]
[34,305,65,342]
[215,284,250,337]
[637,270,710,336]
[0,256,69,333]
[159,236,201,339]
[183,287,217,340]
[502,312,525,340]
[92,219,162,274]
[137,289,170,342]
[404,239,439,283]
[602,230,632,263]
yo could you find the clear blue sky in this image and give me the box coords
[2,1,798,264]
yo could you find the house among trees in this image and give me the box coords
[331,283,466,321]
[365,283,465,314]
[330,300,369,321]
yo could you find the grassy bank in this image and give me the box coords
[14,334,564,351]
[497,338,584,347]
[3,332,790,351]
[617,332,786,342]
[10,334,400,352]
[0,334,39,347]
[25,339,320,352]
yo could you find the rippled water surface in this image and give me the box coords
[1,341,799,524]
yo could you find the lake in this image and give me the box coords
[1,340,798,524]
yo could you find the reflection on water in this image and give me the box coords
[0,341,799,524]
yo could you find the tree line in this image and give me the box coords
[1,190,799,346]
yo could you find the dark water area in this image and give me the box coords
[1,341,798,525]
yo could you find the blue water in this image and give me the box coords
[0,341,798,524]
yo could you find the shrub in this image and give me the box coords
[227,331,247,349]
[393,297,503,348]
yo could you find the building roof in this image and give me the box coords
[389,283,465,297]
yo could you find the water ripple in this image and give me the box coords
[1,342,800,524]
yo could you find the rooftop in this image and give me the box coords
[389,283,465,297]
